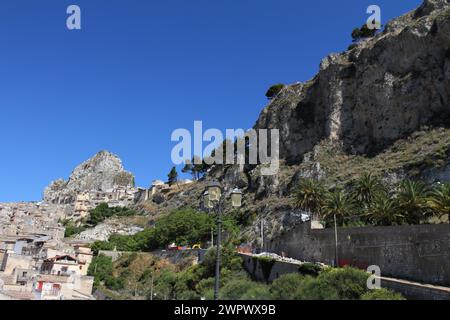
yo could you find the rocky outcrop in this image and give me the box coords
[255,0,450,163]
[44,151,134,204]
[138,1,450,246]
[75,220,144,242]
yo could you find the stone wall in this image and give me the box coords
[266,222,450,286]
[240,254,301,283]
[240,253,450,300]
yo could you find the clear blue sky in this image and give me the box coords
[0,0,422,202]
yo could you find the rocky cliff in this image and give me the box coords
[44,151,135,204]
[139,0,450,243]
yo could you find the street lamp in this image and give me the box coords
[334,214,339,267]
[208,180,222,202]
[203,191,213,210]
[231,188,243,208]
[205,180,242,301]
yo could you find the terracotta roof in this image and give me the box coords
[45,255,78,263]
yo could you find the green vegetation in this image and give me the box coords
[61,219,86,238]
[361,288,406,300]
[294,179,325,214]
[90,252,404,300]
[61,203,140,238]
[254,256,276,283]
[265,84,285,99]
[88,254,125,290]
[351,24,377,42]
[347,43,359,51]
[322,189,356,226]
[85,205,404,301]
[182,156,209,181]
[270,273,306,300]
[295,175,450,227]
[397,180,432,225]
[298,262,323,277]
[307,128,450,188]
[168,166,178,186]
[87,203,138,227]
[90,208,241,253]
[428,183,450,220]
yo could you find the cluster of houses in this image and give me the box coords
[70,186,145,221]
[0,171,195,300]
[0,234,94,300]
[0,202,95,300]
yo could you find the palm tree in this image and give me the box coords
[322,189,356,226]
[352,173,385,208]
[294,179,326,216]
[428,183,450,221]
[366,192,403,226]
[397,180,431,225]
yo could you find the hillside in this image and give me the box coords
[137,0,450,244]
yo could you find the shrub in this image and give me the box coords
[294,267,369,300]
[88,254,116,289]
[90,241,115,255]
[298,263,323,277]
[270,273,305,300]
[220,278,271,300]
[347,43,358,51]
[361,288,405,300]
[64,224,86,238]
[87,203,137,227]
[351,24,377,42]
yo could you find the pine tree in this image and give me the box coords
[168,166,178,186]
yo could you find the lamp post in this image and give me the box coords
[204,181,242,301]
[334,214,339,267]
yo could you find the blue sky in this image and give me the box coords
[0,0,422,202]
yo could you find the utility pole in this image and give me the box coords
[203,181,242,301]
[150,275,154,301]
[214,203,222,301]
[211,227,214,249]
[261,218,264,252]
[334,214,339,267]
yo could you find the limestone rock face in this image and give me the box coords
[44,151,134,204]
[255,0,450,163]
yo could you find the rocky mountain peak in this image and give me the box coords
[43,151,135,204]
[255,0,450,164]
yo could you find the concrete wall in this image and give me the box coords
[240,253,450,300]
[240,254,300,283]
[266,222,450,286]
[381,278,450,300]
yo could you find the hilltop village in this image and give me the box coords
[0,151,178,300]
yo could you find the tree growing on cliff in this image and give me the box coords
[365,192,404,226]
[352,173,385,208]
[295,179,327,216]
[397,180,431,225]
[182,156,208,181]
[167,166,178,186]
[351,24,378,42]
[294,267,369,300]
[265,84,285,99]
[428,183,450,221]
[361,288,406,300]
[322,189,356,226]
